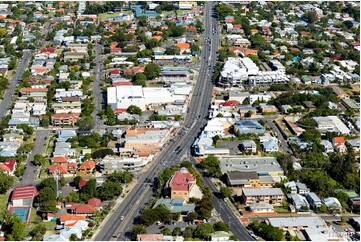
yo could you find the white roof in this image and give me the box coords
[243,188,284,196]
[268,216,327,228]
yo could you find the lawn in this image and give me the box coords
[98,11,132,21]
[0,194,9,220]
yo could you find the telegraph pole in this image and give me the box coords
[54,167,60,198]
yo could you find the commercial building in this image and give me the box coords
[233,119,265,134]
[98,155,149,173]
[225,171,275,188]
[312,116,350,134]
[241,188,284,206]
[220,156,284,177]
[220,57,259,86]
[267,217,327,231]
[107,85,190,111]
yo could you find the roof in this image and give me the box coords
[79,160,95,171]
[11,186,38,201]
[71,204,96,214]
[60,214,85,222]
[220,156,283,175]
[88,198,101,207]
[333,137,345,143]
[137,234,163,241]
[48,164,67,174]
[0,159,16,172]
[175,43,190,49]
[169,167,195,191]
[243,188,284,197]
[268,217,326,228]
[152,198,195,213]
[227,171,258,180]
[79,178,88,189]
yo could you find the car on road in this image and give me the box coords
[120,216,124,221]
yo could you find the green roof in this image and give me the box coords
[335,189,359,198]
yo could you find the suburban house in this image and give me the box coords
[290,194,310,210]
[71,204,96,216]
[332,137,346,152]
[166,167,196,202]
[305,192,322,210]
[78,160,96,173]
[249,202,276,214]
[51,113,80,126]
[240,140,257,153]
[320,140,334,153]
[241,188,284,206]
[210,231,232,241]
[323,197,342,213]
[87,198,102,210]
[0,159,16,176]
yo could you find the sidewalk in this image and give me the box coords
[89,179,138,241]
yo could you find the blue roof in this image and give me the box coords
[234,119,265,134]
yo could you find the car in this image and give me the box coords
[334,214,341,217]
[120,216,124,221]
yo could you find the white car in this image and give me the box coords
[120,216,124,221]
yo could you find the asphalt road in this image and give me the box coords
[92,44,104,127]
[20,130,51,186]
[94,2,217,241]
[0,51,32,122]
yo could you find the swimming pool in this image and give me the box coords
[10,207,30,222]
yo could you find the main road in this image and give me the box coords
[92,44,104,127]
[94,2,252,241]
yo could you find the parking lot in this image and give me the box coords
[218,140,243,155]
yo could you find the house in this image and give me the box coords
[267,217,327,231]
[225,171,259,188]
[234,119,265,134]
[78,160,95,173]
[260,105,278,113]
[78,178,88,189]
[332,137,346,153]
[10,185,38,207]
[346,139,360,152]
[240,140,257,153]
[210,231,231,241]
[331,86,349,99]
[261,139,278,152]
[87,198,102,209]
[0,159,16,176]
[152,198,195,214]
[48,164,68,175]
[166,167,196,202]
[71,204,96,216]
[284,181,298,194]
[241,188,284,206]
[296,182,310,194]
[249,202,275,214]
[51,113,79,126]
[51,156,68,164]
[320,140,334,153]
[306,192,322,210]
[312,116,350,135]
[291,194,310,210]
[323,197,342,213]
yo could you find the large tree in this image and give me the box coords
[0,170,14,194]
[36,187,57,212]
[144,63,161,80]
[194,223,214,240]
[127,105,142,115]
[3,214,25,241]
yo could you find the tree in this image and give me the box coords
[34,154,46,166]
[30,224,46,241]
[73,176,82,188]
[318,204,328,213]
[165,46,181,55]
[194,223,214,240]
[172,227,182,236]
[3,214,25,241]
[38,178,56,192]
[16,124,34,135]
[187,211,197,222]
[131,225,147,240]
[161,228,172,235]
[36,187,57,212]
[302,11,318,24]
[0,170,14,194]
[213,221,230,232]
[301,129,321,143]
[97,181,122,201]
[127,105,142,115]
[169,25,185,37]
[80,179,97,200]
[201,155,221,178]
[220,187,233,198]
[132,72,147,87]
[76,116,95,130]
[183,226,195,239]
[340,216,347,225]
[144,63,161,80]
[67,192,81,203]
[91,148,115,159]
[69,234,79,241]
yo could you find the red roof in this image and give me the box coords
[79,160,96,171]
[113,82,133,87]
[333,137,345,143]
[109,69,120,75]
[0,159,16,172]
[169,168,195,191]
[123,68,133,75]
[79,178,88,189]
[71,204,96,214]
[114,108,128,114]
[51,156,68,164]
[88,198,101,207]
[220,100,240,107]
[40,48,55,54]
[60,214,85,222]
[353,42,360,47]
[133,67,144,74]
[11,186,38,201]
[48,164,67,174]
